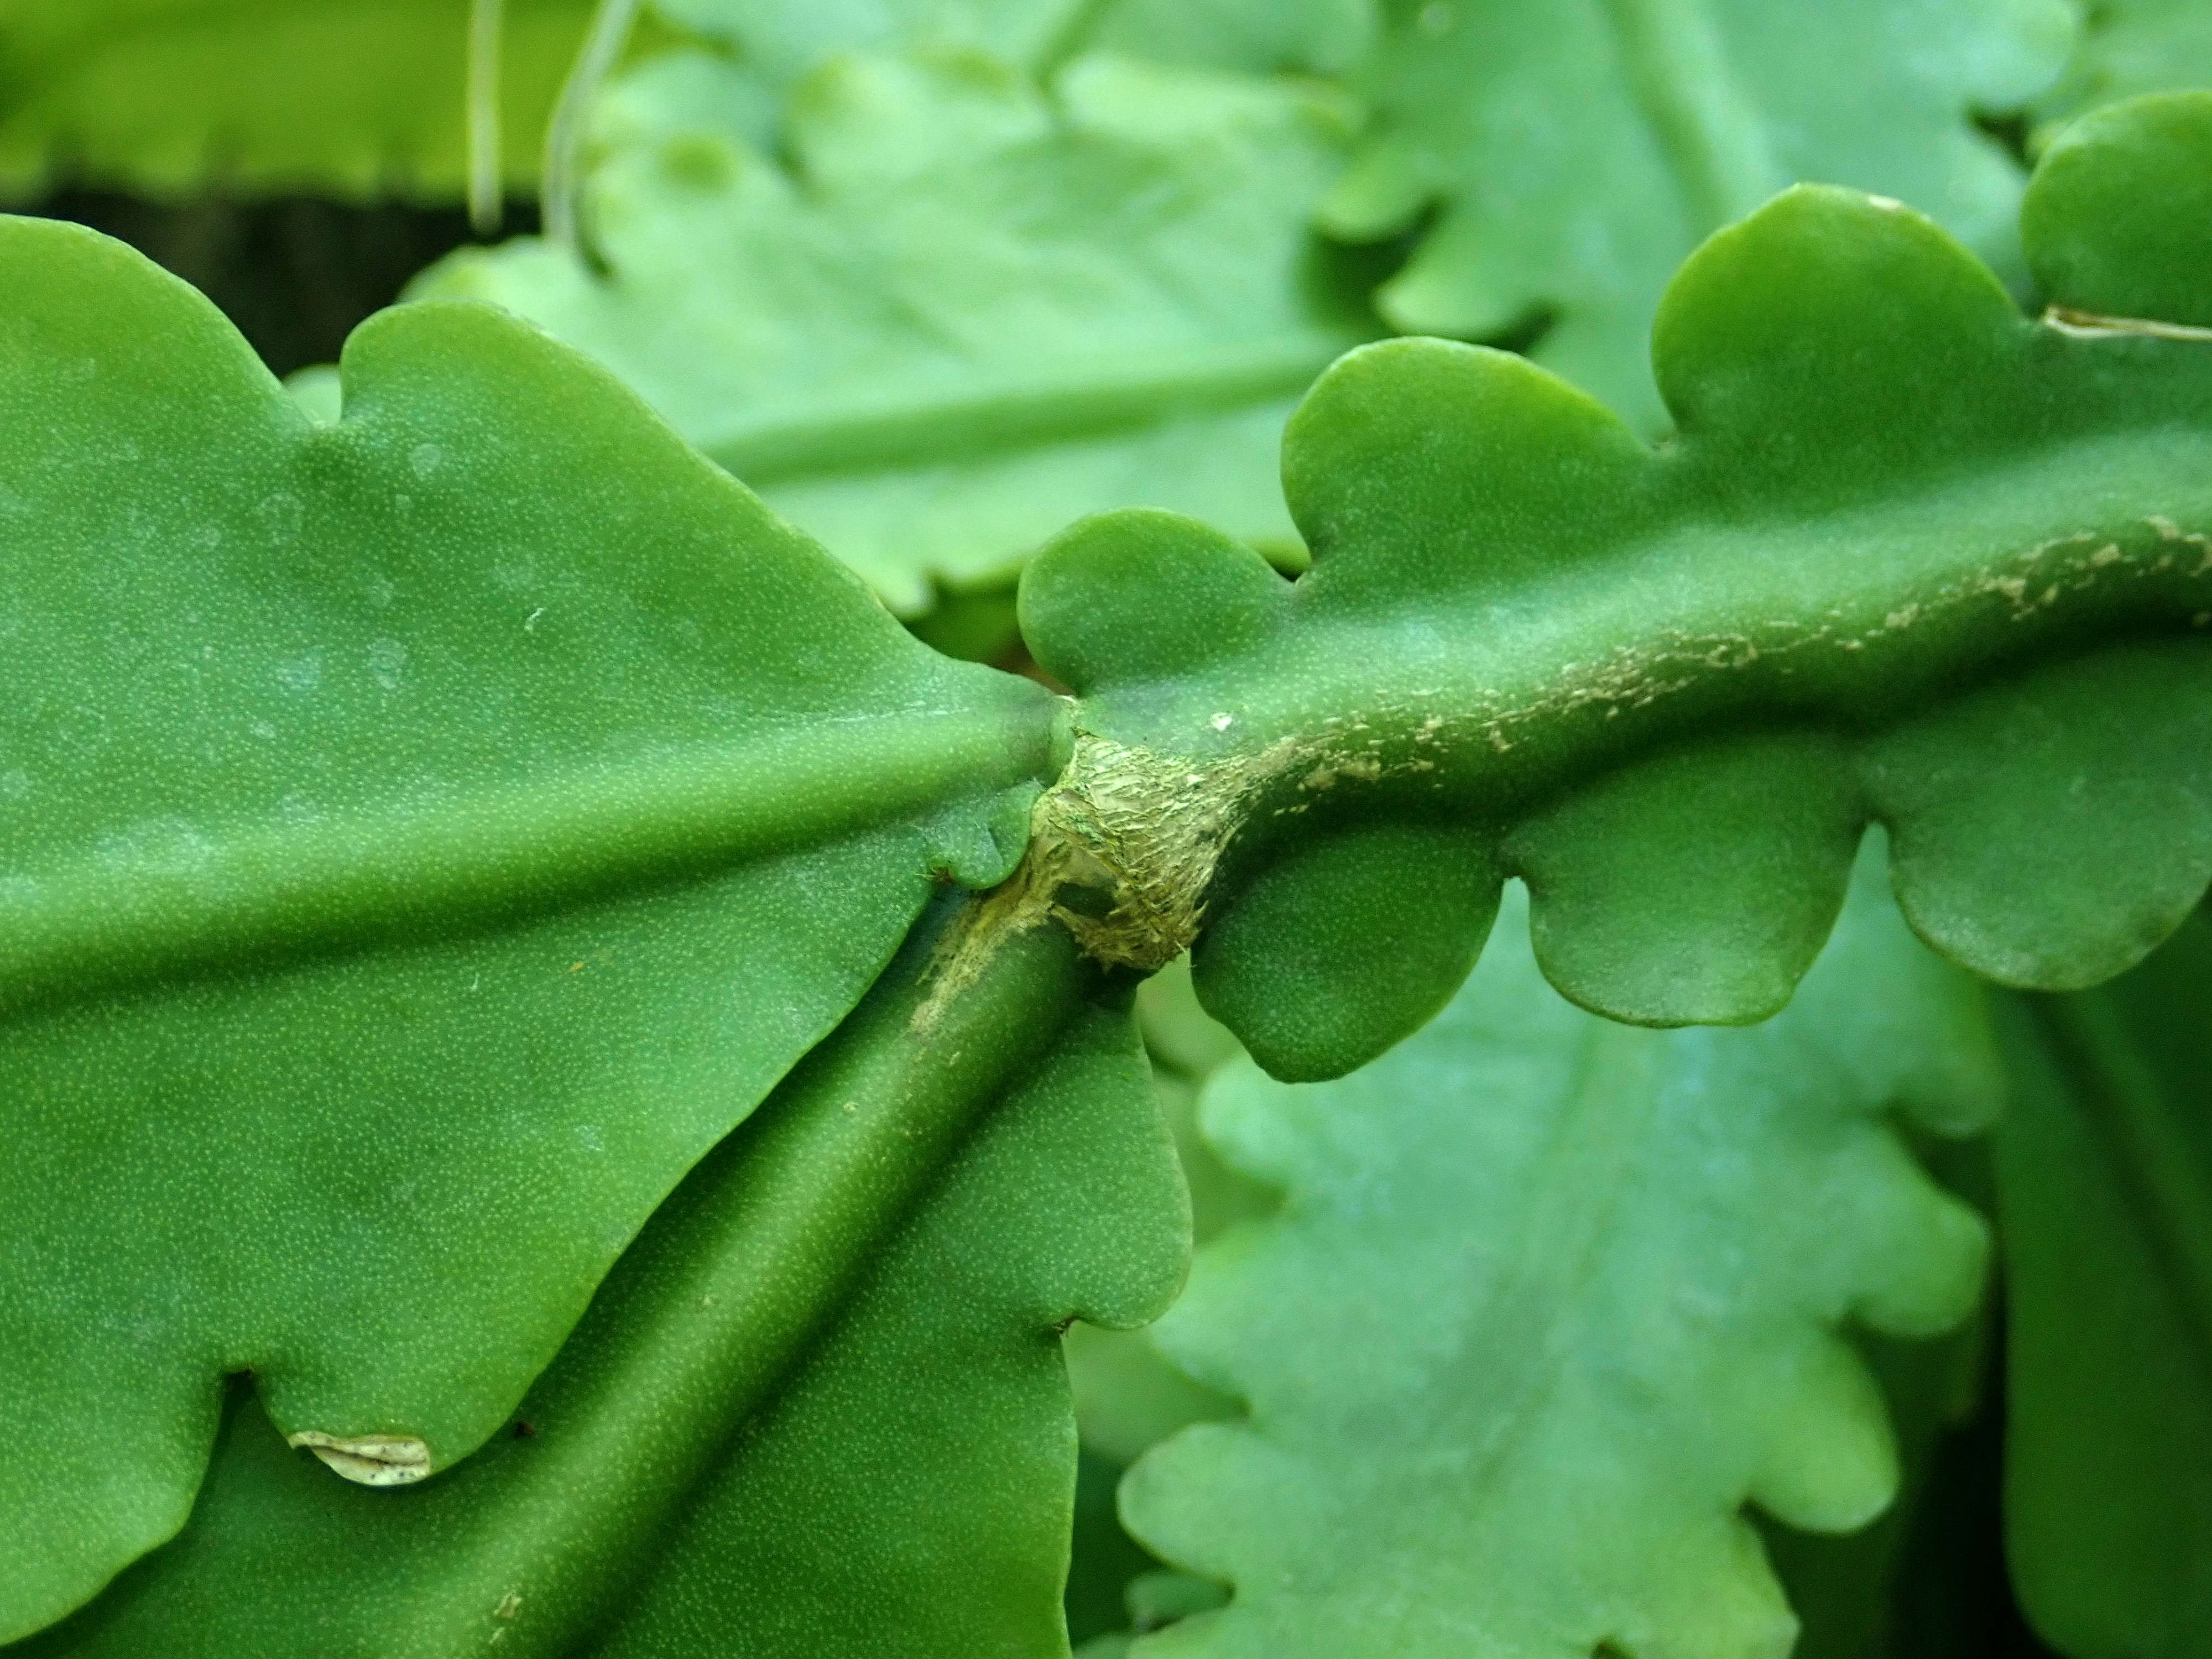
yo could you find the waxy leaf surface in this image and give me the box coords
[1120,863,1999,1659]
[1995,910,2212,1659]
[1321,0,2070,426]
[0,217,1059,1640]
[418,47,1371,612]
[1019,95,2212,1080]
[21,911,1188,1658]
[0,0,594,201]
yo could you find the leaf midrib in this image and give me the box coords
[699,335,1364,485]
[0,704,1054,1019]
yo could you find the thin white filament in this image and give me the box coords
[466,0,506,234]
[542,0,644,255]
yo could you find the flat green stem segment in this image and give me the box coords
[23,900,1144,1657]
[0,213,1060,1641]
[1020,103,2212,1078]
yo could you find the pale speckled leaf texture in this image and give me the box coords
[0,212,1059,1643]
[1117,863,2001,1659]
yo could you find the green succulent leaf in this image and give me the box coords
[2031,0,2212,132]
[1017,95,2212,1079]
[18,910,1189,1657]
[1994,909,2212,1659]
[0,216,1060,1641]
[414,45,1372,613]
[1321,0,2073,426]
[0,0,596,202]
[1118,856,2001,1658]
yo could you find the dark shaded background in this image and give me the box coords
[33,190,534,375]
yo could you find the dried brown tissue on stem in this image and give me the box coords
[915,509,2212,1027]
[911,726,1306,1031]
[909,706,1477,1030]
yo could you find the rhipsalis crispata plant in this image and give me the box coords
[2,2,2210,1656]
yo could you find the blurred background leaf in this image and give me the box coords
[0,0,594,202]
[1116,857,2005,1656]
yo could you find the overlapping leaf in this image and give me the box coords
[0,216,1060,1640]
[2032,0,2212,132]
[19,914,1189,1657]
[1995,909,2212,1659]
[414,46,1373,613]
[1015,92,2212,1083]
[1319,0,2072,426]
[0,0,594,202]
[1118,862,2000,1658]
